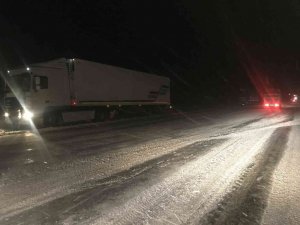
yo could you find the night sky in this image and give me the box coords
[1,0,300,104]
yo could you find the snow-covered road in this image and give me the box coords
[0,107,298,224]
[262,110,300,225]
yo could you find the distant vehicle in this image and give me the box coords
[248,94,260,104]
[238,89,260,106]
[263,89,282,108]
[3,58,170,126]
[290,94,298,104]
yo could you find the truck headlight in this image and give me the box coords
[18,111,22,119]
[23,110,34,120]
[4,112,9,118]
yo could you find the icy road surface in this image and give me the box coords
[0,107,299,224]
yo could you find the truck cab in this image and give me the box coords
[3,59,72,127]
[3,70,34,122]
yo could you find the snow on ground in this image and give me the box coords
[262,111,300,225]
[1,109,256,219]
[0,107,298,224]
[87,129,274,225]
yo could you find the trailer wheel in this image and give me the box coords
[95,109,107,122]
[43,111,63,127]
[55,112,64,126]
[109,109,119,120]
[43,113,53,127]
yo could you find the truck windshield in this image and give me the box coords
[6,73,31,93]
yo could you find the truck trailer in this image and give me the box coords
[3,58,170,126]
[262,88,282,108]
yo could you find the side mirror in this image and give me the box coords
[34,76,41,91]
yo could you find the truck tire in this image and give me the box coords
[11,119,20,130]
[109,109,119,120]
[55,112,64,126]
[43,113,55,127]
[43,111,63,127]
[95,109,107,122]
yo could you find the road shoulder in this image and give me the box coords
[262,124,300,225]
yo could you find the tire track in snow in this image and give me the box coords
[196,127,291,225]
[0,139,227,225]
[86,130,274,225]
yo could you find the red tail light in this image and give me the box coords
[274,103,279,107]
[264,103,270,107]
[71,99,78,106]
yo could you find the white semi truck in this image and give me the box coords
[3,58,170,126]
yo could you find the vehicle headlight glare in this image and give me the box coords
[18,111,22,119]
[4,112,9,118]
[23,111,34,120]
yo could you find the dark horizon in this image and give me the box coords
[1,0,300,104]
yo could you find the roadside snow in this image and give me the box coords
[262,117,300,224]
